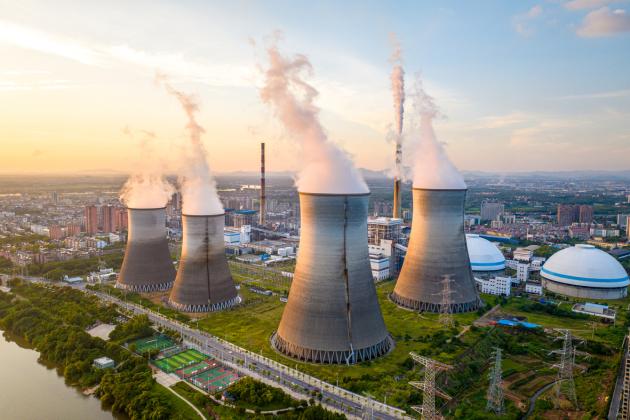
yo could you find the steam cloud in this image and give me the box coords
[119,129,175,208]
[411,75,466,190]
[156,75,224,215]
[389,34,405,138]
[259,39,368,195]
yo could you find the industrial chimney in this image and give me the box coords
[272,193,392,364]
[116,207,175,292]
[391,188,480,312]
[260,142,266,226]
[168,214,240,312]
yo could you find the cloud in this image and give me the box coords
[564,0,624,11]
[576,7,630,36]
[553,88,630,99]
[513,5,544,36]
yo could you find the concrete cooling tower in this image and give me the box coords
[272,193,392,364]
[116,208,175,292]
[391,189,480,313]
[168,214,240,312]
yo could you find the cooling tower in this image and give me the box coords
[168,214,240,312]
[272,193,392,364]
[116,208,175,292]
[391,188,480,313]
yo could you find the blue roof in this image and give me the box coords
[498,319,540,329]
[498,319,518,326]
[235,209,257,215]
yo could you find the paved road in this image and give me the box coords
[88,289,410,420]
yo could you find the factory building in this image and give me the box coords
[116,208,175,292]
[272,193,391,364]
[392,188,481,313]
[466,234,505,272]
[541,244,630,299]
[475,276,511,296]
[367,217,401,245]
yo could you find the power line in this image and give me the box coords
[551,329,578,408]
[438,275,455,328]
[409,352,453,419]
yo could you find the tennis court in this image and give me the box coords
[130,335,176,354]
[189,367,239,391]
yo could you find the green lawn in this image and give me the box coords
[153,382,202,420]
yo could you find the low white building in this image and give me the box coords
[516,262,529,283]
[475,276,511,296]
[369,253,390,282]
[224,231,241,245]
[525,282,543,295]
[93,357,115,369]
[572,302,616,321]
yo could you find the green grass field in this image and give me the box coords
[155,349,209,373]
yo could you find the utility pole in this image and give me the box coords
[438,275,455,328]
[409,352,453,420]
[486,347,504,415]
[552,329,578,408]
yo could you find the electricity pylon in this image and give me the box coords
[486,347,504,415]
[551,329,578,408]
[409,352,453,419]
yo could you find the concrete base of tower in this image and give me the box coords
[167,295,242,313]
[389,291,481,313]
[270,332,394,365]
[115,280,173,293]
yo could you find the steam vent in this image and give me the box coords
[391,189,480,313]
[116,208,175,292]
[168,214,240,312]
[272,193,392,364]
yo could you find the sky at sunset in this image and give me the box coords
[1,0,629,175]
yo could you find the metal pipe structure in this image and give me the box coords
[116,208,175,292]
[272,192,392,364]
[392,188,480,312]
[260,142,266,226]
[169,214,240,312]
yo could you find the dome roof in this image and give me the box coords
[466,234,505,271]
[541,244,629,288]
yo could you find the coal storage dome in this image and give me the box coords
[466,234,505,272]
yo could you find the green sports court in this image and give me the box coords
[130,335,176,354]
[189,366,239,391]
[153,348,208,373]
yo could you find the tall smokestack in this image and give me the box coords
[391,188,480,312]
[390,34,405,220]
[393,177,402,219]
[260,142,266,225]
[168,214,240,312]
[116,208,175,292]
[272,192,392,364]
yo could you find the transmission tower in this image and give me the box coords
[409,352,453,420]
[438,275,455,328]
[551,329,578,408]
[486,347,504,415]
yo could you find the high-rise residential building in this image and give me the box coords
[480,201,504,222]
[617,214,630,228]
[49,225,65,240]
[627,194,630,204]
[367,217,402,245]
[102,205,116,233]
[116,208,128,231]
[627,216,630,239]
[66,224,81,237]
[578,205,593,224]
[50,191,58,204]
[557,204,578,226]
[84,205,98,235]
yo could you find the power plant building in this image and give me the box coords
[272,192,392,364]
[541,244,629,299]
[116,208,175,292]
[466,234,506,272]
[392,188,481,313]
[169,214,240,312]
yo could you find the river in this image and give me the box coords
[0,331,115,420]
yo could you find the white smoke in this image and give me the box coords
[389,34,405,138]
[119,129,175,208]
[410,74,466,190]
[156,74,224,215]
[259,38,368,195]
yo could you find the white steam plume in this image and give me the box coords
[156,74,223,215]
[119,129,175,208]
[259,38,368,195]
[411,74,466,190]
[389,34,405,138]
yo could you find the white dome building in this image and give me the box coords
[466,234,506,272]
[541,244,629,299]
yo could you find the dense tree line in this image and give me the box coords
[0,282,179,419]
[27,252,123,281]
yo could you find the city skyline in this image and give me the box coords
[1,0,630,175]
